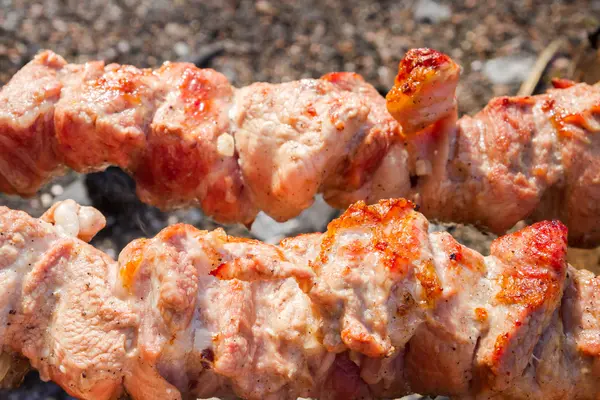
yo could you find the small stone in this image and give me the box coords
[342,23,355,37]
[15,42,27,55]
[52,19,67,33]
[165,23,185,37]
[378,65,393,86]
[8,52,22,64]
[29,4,44,18]
[174,42,190,57]
[553,57,571,70]
[471,60,483,71]
[337,40,354,54]
[413,0,452,23]
[50,184,64,196]
[41,193,53,208]
[255,0,277,15]
[106,3,123,21]
[103,47,117,60]
[29,198,41,210]
[289,44,302,56]
[483,55,536,85]
[117,40,131,53]
[3,12,19,32]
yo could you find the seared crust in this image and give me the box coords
[388,49,600,247]
[3,49,600,246]
[386,48,460,135]
[1,199,599,399]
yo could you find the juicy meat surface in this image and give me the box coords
[2,49,600,246]
[0,204,137,400]
[1,198,599,399]
[387,49,600,247]
[0,51,66,194]
[233,78,370,220]
[386,48,460,135]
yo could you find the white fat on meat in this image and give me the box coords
[41,199,106,242]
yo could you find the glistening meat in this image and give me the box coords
[0,199,599,399]
[1,49,600,246]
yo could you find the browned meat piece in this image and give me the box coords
[53,59,256,222]
[2,49,600,246]
[318,72,404,208]
[386,48,460,135]
[1,198,599,399]
[388,49,600,247]
[233,78,370,220]
[54,61,153,172]
[1,50,397,225]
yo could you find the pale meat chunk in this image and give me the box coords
[533,83,600,246]
[233,79,370,221]
[563,268,600,362]
[447,96,560,233]
[54,61,158,171]
[118,224,329,400]
[499,303,590,399]
[320,72,406,208]
[0,51,66,194]
[494,265,600,400]
[307,199,429,358]
[202,278,329,399]
[0,206,138,400]
[404,231,488,396]
[400,219,570,398]
[475,220,568,393]
[53,57,257,224]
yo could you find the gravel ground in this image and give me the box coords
[1,0,600,398]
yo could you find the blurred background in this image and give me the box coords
[1,0,600,398]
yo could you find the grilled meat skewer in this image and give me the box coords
[387,49,600,247]
[0,50,403,225]
[2,49,600,246]
[1,199,599,399]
